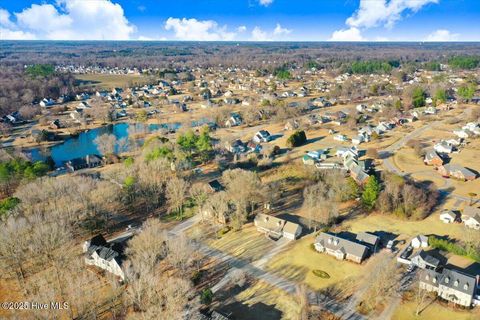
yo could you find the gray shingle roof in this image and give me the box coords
[315,232,368,259]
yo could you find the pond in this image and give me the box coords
[26,119,213,166]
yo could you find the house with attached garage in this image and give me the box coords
[314,232,369,263]
[437,164,476,181]
[419,268,477,307]
[83,235,127,280]
[225,113,242,127]
[254,213,302,240]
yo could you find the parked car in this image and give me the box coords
[386,240,394,251]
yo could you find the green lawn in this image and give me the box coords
[75,74,149,89]
[266,234,366,291]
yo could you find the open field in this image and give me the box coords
[75,74,149,89]
[266,234,366,291]
[342,212,467,241]
[205,224,278,263]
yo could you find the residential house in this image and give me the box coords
[439,210,458,224]
[225,139,246,154]
[462,206,480,230]
[253,130,272,143]
[83,235,126,280]
[225,113,242,128]
[411,250,440,270]
[254,214,302,240]
[411,234,429,249]
[424,149,444,166]
[419,268,477,307]
[65,154,102,172]
[434,141,454,154]
[438,164,476,181]
[355,232,380,252]
[314,232,369,263]
[39,98,55,108]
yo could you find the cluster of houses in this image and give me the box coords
[395,234,480,307]
[440,206,480,230]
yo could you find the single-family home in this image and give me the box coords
[439,210,458,224]
[314,232,369,263]
[462,206,480,230]
[225,113,242,128]
[254,214,302,240]
[424,149,444,166]
[39,98,55,108]
[65,154,102,172]
[437,164,476,181]
[419,268,477,307]
[411,250,440,270]
[434,141,454,154]
[253,130,272,144]
[83,235,126,280]
[207,180,224,193]
[411,235,429,249]
[284,120,300,131]
[355,232,380,252]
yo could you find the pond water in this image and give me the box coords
[26,119,212,166]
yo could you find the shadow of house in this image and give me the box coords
[220,301,282,320]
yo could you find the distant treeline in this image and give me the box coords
[346,60,399,74]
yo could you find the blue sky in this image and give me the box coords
[0,0,479,41]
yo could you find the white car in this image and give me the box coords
[386,240,394,251]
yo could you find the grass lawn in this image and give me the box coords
[206,224,277,263]
[222,280,300,320]
[75,74,148,89]
[266,234,366,291]
[392,300,479,320]
[342,212,466,240]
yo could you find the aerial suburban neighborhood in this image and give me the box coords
[1,1,480,320]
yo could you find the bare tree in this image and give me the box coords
[166,176,189,218]
[94,133,117,156]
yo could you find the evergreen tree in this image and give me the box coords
[362,175,380,210]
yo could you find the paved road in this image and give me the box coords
[167,215,366,320]
[380,117,471,206]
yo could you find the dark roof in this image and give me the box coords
[421,268,476,296]
[90,234,107,247]
[315,232,368,259]
[413,250,440,267]
[208,180,224,192]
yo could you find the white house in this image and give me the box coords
[39,98,55,108]
[254,214,302,240]
[411,234,429,249]
[453,129,470,139]
[439,210,457,224]
[253,130,272,143]
[434,141,453,154]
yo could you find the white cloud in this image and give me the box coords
[0,8,16,29]
[0,0,136,40]
[259,0,274,6]
[165,17,236,41]
[346,0,438,29]
[330,0,438,41]
[273,23,291,36]
[329,27,365,41]
[425,29,459,41]
[237,25,247,33]
[251,27,269,41]
[250,24,292,41]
